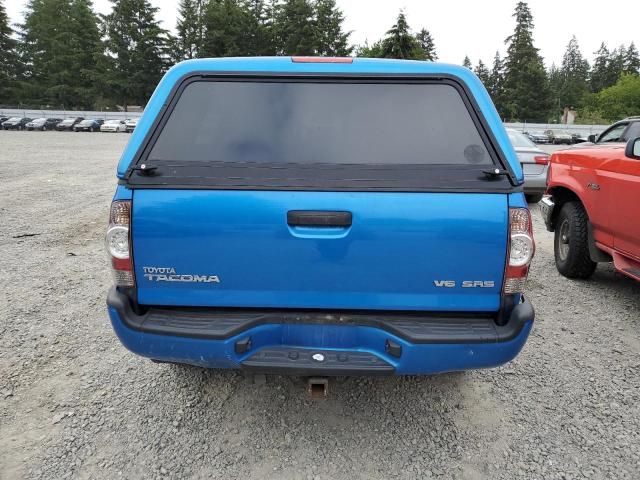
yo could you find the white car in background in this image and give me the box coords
[100,119,127,133]
[124,118,138,133]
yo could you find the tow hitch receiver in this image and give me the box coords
[307,377,329,399]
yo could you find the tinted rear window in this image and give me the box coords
[148,81,492,166]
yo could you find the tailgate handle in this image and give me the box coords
[287,210,352,227]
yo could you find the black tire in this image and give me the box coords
[526,193,543,203]
[554,202,597,279]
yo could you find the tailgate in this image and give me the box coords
[126,75,515,312]
[133,190,508,311]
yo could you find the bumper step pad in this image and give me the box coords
[240,347,394,376]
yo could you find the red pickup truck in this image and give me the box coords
[541,137,640,281]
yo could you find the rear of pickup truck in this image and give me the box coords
[106,57,535,376]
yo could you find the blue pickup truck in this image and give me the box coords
[106,57,535,379]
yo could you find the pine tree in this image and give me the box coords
[242,0,276,56]
[462,56,472,69]
[19,0,75,106]
[202,0,251,57]
[623,42,640,75]
[474,60,490,85]
[0,0,18,103]
[17,0,103,108]
[102,0,168,109]
[175,0,205,60]
[273,0,316,55]
[69,0,104,108]
[502,1,551,122]
[558,35,589,109]
[548,63,561,93]
[415,28,437,61]
[611,45,627,78]
[590,42,618,92]
[380,12,422,60]
[487,51,506,116]
[314,0,351,56]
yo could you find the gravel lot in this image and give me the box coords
[1,131,639,480]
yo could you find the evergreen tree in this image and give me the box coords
[273,0,316,55]
[175,0,205,60]
[474,60,490,85]
[487,51,506,116]
[0,0,18,103]
[380,12,422,60]
[415,28,437,61]
[548,63,561,94]
[314,0,351,56]
[242,0,276,56]
[502,1,551,122]
[102,0,168,109]
[590,42,618,92]
[202,0,252,57]
[18,0,103,108]
[611,45,627,78]
[623,42,640,75]
[558,35,589,109]
[18,0,75,106]
[462,55,472,69]
[69,0,104,107]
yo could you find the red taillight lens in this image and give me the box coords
[105,201,134,287]
[534,155,549,165]
[503,208,535,294]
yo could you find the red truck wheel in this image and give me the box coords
[554,202,597,279]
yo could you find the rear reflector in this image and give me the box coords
[291,56,353,64]
[503,208,535,294]
[534,155,549,165]
[106,201,134,287]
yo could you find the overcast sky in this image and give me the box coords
[5,0,639,67]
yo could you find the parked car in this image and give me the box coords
[570,133,587,144]
[506,129,549,203]
[0,116,10,125]
[100,119,127,133]
[544,129,573,145]
[106,57,535,383]
[25,117,62,131]
[74,118,104,132]
[56,117,84,131]
[525,131,550,144]
[2,117,32,130]
[124,118,138,133]
[585,116,640,145]
[541,137,640,282]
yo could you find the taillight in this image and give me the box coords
[291,56,353,63]
[534,155,549,165]
[503,208,535,294]
[105,201,134,287]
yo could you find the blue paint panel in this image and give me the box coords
[109,307,533,375]
[133,190,508,311]
[113,184,132,201]
[116,57,522,182]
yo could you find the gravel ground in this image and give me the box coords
[1,131,639,480]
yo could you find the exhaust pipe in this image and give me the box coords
[307,377,329,399]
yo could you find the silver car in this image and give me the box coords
[544,129,573,145]
[506,129,550,203]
